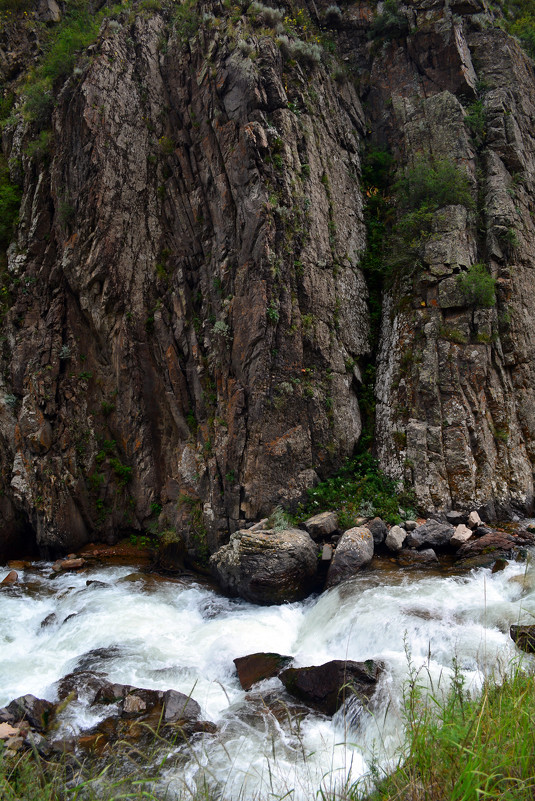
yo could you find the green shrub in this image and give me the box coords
[369,0,409,40]
[296,452,416,526]
[457,263,496,307]
[0,158,21,250]
[395,157,474,213]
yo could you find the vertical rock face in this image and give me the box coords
[0,1,368,555]
[2,0,535,558]
[368,1,535,518]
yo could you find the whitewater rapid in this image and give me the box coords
[1,554,534,798]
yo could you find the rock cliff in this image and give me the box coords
[1,0,535,559]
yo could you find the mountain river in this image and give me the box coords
[1,553,534,799]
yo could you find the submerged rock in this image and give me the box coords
[326,527,374,588]
[210,528,318,604]
[234,652,293,691]
[279,660,383,717]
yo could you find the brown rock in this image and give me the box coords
[233,652,293,691]
[456,529,535,566]
[0,570,18,586]
[0,722,19,739]
[6,695,55,732]
[303,511,338,541]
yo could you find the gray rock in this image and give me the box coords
[450,523,472,548]
[6,695,55,732]
[385,525,407,552]
[468,511,482,529]
[326,527,374,587]
[210,528,318,604]
[404,520,454,550]
[365,517,387,545]
[163,690,200,723]
[404,520,418,531]
[446,510,465,525]
[303,511,338,541]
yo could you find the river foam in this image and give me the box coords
[1,554,534,798]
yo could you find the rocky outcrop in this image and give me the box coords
[209,527,318,604]
[2,0,535,560]
[279,659,383,716]
[0,0,369,558]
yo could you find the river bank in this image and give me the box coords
[0,549,534,799]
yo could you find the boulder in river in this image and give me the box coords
[326,527,374,588]
[397,548,438,566]
[510,625,535,653]
[234,652,293,691]
[456,528,535,567]
[404,519,454,550]
[209,528,318,604]
[0,570,18,586]
[279,659,383,717]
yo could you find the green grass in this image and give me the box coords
[367,663,535,801]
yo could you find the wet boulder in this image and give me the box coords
[234,652,293,691]
[404,519,454,550]
[5,695,55,732]
[326,527,374,588]
[279,659,383,717]
[210,528,318,604]
[510,625,535,653]
[1,570,18,586]
[456,529,535,567]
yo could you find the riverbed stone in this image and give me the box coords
[303,511,338,540]
[233,652,293,691]
[209,528,318,604]
[326,527,374,588]
[456,528,535,566]
[510,624,535,653]
[404,520,454,550]
[404,520,418,532]
[397,548,439,566]
[279,659,383,716]
[365,517,387,545]
[385,525,407,551]
[450,523,472,548]
[0,570,18,585]
[6,695,55,732]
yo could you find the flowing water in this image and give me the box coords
[1,554,534,799]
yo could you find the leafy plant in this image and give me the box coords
[457,263,496,307]
[369,0,409,40]
[296,452,416,526]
